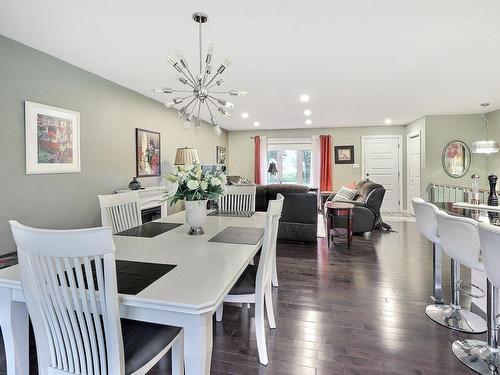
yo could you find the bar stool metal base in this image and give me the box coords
[452,339,500,374]
[425,304,487,333]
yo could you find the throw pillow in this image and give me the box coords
[332,186,357,202]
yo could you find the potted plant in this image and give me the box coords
[164,165,226,235]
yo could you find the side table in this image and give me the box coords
[325,201,354,251]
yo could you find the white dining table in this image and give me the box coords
[0,210,267,375]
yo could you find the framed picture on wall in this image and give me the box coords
[136,128,161,177]
[216,145,226,164]
[25,101,81,174]
[334,145,355,164]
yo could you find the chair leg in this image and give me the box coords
[171,330,184,375]
[265,283,276,329]
[255,296,269,365]
[216,304,223,322]
[272,255,279,287]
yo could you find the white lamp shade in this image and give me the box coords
[471,140,500,154]
[174,147,200,165]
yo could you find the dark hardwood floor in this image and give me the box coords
[0,219,480,374]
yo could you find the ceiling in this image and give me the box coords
[1,0,500,131]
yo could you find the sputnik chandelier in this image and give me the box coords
[154,12,246,136]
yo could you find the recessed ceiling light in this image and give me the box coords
[384,118,393,125]
[241,112,249,119]
[253,121,260,127]
[304,109,312,116]
[305,119,312,126]
[300,94,310,103]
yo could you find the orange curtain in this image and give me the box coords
[320,135,332,191]
[254,136,261,184]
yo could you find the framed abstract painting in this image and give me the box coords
[136,128,161,177]
[25,101,81,174]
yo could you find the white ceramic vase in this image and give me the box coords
[185,199,208,235]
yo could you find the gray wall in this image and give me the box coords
[0,35,228,254]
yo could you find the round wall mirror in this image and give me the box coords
[442,140,471,178]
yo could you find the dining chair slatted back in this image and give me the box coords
[98,191,142,234]
[256,193,284,294]
[218,185,256,213]
[9,221,123,374]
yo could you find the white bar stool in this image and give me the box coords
[452,222,500,374]
[435,210,487,333]
[412,198,445,307]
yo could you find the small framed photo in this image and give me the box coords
[216,145,226,164]
[136,128,161,177]
[25,101,81,174]
[334,145,355,164]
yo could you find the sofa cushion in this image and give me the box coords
[332,186,357,202]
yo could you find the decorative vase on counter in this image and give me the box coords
[185,199,208,235]
[128,177,141,190]
[487,174,498,221]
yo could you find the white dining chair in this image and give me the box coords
[98,191,142,234]
[9,221,184,375]
[215,193,284,366]
[217,185,256,213]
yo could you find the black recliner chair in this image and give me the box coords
[326,180,386,233]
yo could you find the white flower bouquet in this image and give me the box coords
[164,165,226,205]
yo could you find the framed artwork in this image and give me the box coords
[136,128,161,177]
[334,145,355,164]
[216,145,226,164]
[25,101,80,174]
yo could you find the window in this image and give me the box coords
[267,138,312,185]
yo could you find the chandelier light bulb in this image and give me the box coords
[166,56,176,66]
[173,97,184,105]
[183,118,192,130]
[215,78,226,86]
[224,102,234,108]
[153,88,163,93]
[213,125,222,136]
[165,101,176,108]
[177,76,188,85]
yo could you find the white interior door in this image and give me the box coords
[407,134,421,214]
[362,136,401,212]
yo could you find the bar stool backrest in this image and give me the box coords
[412,198,440,244]
[436,210,484,272]
[478,222,500,288]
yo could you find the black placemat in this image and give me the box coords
[64,260,177,296]
[208,226,264,245]
[115,222,183,238]
[208,211,255,218]
[116,260,176,295]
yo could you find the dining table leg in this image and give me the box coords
[183,312,213,375]
[0,288,29,375]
